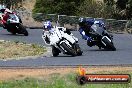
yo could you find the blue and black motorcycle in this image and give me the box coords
[87,24,116,51]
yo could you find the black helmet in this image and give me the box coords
[78,17,86,27]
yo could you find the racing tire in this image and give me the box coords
[60,42,77,56]
[102,38,116,51]
[52,46,60,57]
[19,24,28,36]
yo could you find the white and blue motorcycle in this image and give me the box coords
[42,26,82,57]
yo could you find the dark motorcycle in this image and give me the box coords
[1,12,28,36]
[87,24,116,51]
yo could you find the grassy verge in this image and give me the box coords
[0,71,131,88]
[0,40,47,59]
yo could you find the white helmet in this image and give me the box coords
[43,21,52,30]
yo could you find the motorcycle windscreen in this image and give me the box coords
[90,24,104,35]
[8,14,19,23]
[63,33,76,44]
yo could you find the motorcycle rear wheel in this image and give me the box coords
[102,38,116,51]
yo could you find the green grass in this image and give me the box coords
[0,72,131,88]
[0,40,47,59]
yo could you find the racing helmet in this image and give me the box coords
[43,21,52,30]
[78,17,87,27]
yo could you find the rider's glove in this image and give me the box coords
[87,37,92,42]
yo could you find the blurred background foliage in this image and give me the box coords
[0,0,132,20]
[32,0,132,20]
[0,0,23,9]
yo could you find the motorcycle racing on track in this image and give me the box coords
[0,4,116,58]
[78,17,116,51]
[42,20,83,57]
[0,5,28,36]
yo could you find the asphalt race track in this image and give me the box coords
[0,28,132,66]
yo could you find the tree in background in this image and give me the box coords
[115,0,132,19]
[33,0,84,15]
[33,0,132,20]
[78,0,116,19]
[33,0,55,14]
[0,0,23,9]
[55,2,77,15]
[103,0,132,19]
[116,0,128,10]
[103,0,114,6]
[78,0,102,17]
[0,0,11,9]
[126,0,132,19]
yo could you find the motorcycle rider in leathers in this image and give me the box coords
[78,17,112,47]
[43,20,78,45]
[42,20,54,45]
[0,4,12,29]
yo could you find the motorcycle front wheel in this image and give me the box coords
[60,42,77,56]
[102,37,116,51]
[18,24,28,36]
